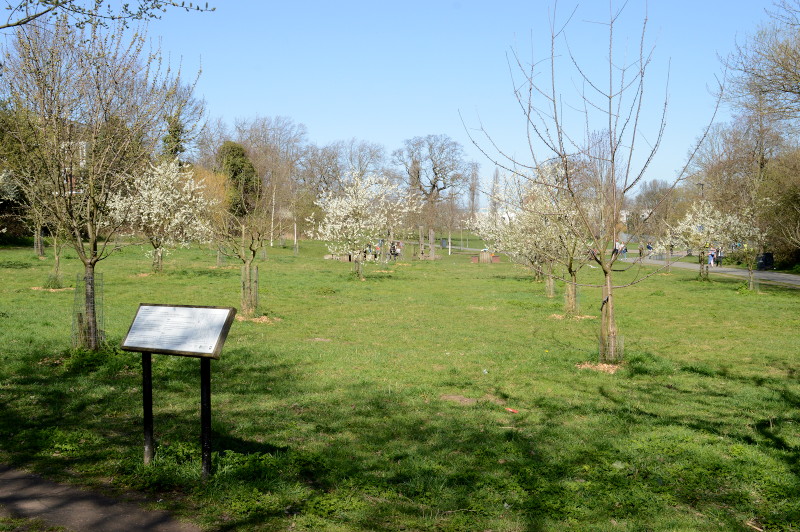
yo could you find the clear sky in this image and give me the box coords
[150,0,775,188]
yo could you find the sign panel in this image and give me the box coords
[121,304,236,359]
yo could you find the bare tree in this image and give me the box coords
[0,18,198,349]
[489,167,500,216]
[0,1,213,30]
[467,3,717,362]
[725,1,800,120]
[344,138,386,178]
[212,140,266,317]
[235,116,307,247]
[392,134,467,226]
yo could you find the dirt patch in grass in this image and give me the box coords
[308,337,331,342]
[30,286,74,292]
[440,394,477,405]
[236,315,282,324]
[482,394,507,405]
[576,362,621,374]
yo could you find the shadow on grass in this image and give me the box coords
[3,341,800,530]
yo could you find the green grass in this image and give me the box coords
[1,242,799,531]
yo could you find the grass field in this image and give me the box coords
[1,242,799,531]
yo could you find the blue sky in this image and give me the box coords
[151,1,774,187]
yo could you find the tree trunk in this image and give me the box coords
[269,185,277,247]
[241,260,258,316]
[418,226,424,260]
[699,251,708,281]
[428,228,435,261]
[599,269,620,363]
[53,239,61,277]
[666,247,672,273]
[353,257,364,279]
[45,234,63,289]
[82,262,99,350]
[152,247,163,273]
[448,230,452,256]
[748,267,755,291]
[545,261,555,299]
[565,269,578,316]
[34,224,45,257]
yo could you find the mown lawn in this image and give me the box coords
[1,242,799,531]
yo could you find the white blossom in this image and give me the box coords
[109,159,216,268]
[313,171,417,274]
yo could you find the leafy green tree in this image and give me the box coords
[217,140,258,217]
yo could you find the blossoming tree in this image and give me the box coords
[314,172,414,279]
[663,200,730,280]
[110,160,215,272]
[473,168,589,316]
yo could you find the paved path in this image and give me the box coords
[624,256,800,288]
[0,465,201,532]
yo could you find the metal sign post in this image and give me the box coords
[121,304,236,479]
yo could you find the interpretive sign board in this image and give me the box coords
[121,304,236,359]
[121,303,237,478]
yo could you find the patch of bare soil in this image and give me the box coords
[374,270,395,273]
[235,315,282,324]
[308,337,331,342]
[31,286,73,292]
[440,394,477,406]
[576,362,621,374]
[482,394,506,405]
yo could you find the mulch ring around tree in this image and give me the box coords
[235,315,282,324]
[575,362,621,374]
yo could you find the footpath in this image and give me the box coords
[624,256,800,288]
[0,465,200,532]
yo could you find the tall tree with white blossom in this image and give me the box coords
[0,17,199,349]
